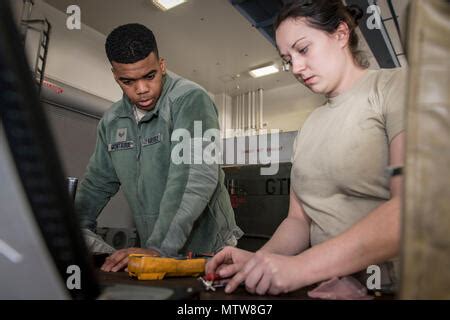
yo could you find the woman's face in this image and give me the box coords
[276,17,348,96]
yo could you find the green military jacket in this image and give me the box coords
[75,73,242,256]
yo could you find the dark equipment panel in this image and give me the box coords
[223,163,291,251]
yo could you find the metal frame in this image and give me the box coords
[19,0,52,94]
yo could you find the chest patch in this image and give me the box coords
[142,133,162,147]
[115,128,127,142]
[108,141,135,152]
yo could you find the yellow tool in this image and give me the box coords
[127,254,206,280]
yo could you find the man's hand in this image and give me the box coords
[101,247,160,272]
[205,246,253,280]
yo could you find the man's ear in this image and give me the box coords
[335,22,350,48]
[111,67,120,83]
[159,58,166,75]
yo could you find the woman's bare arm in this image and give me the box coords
[260,189,311,256]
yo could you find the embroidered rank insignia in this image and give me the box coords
[116,128,127,142]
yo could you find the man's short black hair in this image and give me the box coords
[105,23,159,64]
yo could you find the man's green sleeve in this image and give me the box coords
[145,89,221,256]
[75,119,121,230]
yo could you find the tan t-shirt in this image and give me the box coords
[291,68,407,287]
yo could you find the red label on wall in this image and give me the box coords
[42,80,64,94]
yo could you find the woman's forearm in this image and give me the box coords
[293,197,401,288]
[260,216,310,255]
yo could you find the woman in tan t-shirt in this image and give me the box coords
[207,0,406,296]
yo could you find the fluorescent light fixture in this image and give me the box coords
[152,0,186,11]
[249,64,279,78]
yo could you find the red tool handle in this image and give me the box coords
[204,273,221,282]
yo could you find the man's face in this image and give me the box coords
[112,52,166,111]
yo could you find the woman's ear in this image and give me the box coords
[335,22,351,48]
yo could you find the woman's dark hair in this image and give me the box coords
[274,0,368,68]
[105,23,159,64]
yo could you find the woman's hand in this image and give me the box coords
[205,246,254,279]
[224,251,303,295]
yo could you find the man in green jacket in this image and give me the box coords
[75,23,242,272]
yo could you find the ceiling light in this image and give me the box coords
[249,64,279,78]
[152,0,186,11]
